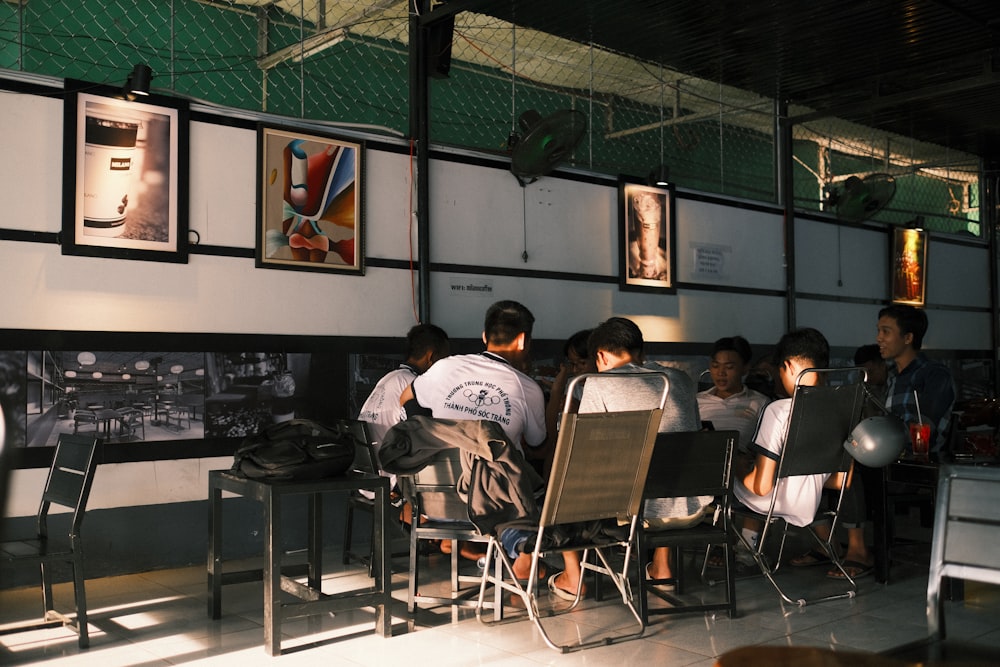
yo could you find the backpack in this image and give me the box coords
[231,418,360,481]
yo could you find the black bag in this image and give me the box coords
[231,418,359,481]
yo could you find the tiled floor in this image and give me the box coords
[2,536,999,666]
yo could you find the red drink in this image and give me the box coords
[909,422,931,458]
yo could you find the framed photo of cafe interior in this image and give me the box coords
[891,226,929,306]
[256,126,364,275]
[61,76,189,263]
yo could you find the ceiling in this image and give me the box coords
[438,0,1000,161]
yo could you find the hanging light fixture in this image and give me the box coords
[77,351,96,366]
[124,63,152,99]
[122,373,131,380]
[170,364,184,374]
[65,370,77,378]
[135,360,150,371]
[92,371,103,379]
[647,65,670,187]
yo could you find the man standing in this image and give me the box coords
[877,304,955,454]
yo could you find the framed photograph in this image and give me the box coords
[891,227,928,306]
[619,179,675,292]
[256,126,364,275]
[61,81,189,263]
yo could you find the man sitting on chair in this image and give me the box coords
[734,328,852,560]
[548,317,702,600]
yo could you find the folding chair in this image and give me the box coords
[400,447,491,613]
[475,372,667,653]
[733,367,865,606]
[637,429,739,623]
[0,434,100,648]
[341,420,405,574]
[883,464,1000,664]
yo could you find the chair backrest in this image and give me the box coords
[403,448,468,521]
[643,429,738,501]
[540,372,667,528]
[777,367,865,480]
[344,419,378,476]
[39,434,100,539]
[929,464,1000,635]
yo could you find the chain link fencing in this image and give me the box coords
[0,0,980,236]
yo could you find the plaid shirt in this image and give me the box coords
[885,353,956,453]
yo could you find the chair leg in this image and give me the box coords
[71,561,90,649]
[40,562,54,616]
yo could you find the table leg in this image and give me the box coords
[207,479,223,619]
[263,489,281,656]
[308,492,322,590]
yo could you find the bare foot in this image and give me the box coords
[511,554,546,581]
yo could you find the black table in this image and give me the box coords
[207,470,392,655]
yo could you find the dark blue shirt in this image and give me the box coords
[885,353,955,453]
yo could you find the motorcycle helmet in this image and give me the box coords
[843,414,908,467]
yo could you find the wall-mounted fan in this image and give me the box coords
[824,173,896,223]
[509,109,587,185]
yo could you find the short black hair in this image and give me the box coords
[712,336,752,364]
[775,327,829,369]
[483,300,535,346]
[878,304,928,350]
[563,329,592,359]
[587,317,644,359]
[405,323,450,360]
[853,343,882,366]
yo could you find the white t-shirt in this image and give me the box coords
[411,351,546,450]
[357,363,418,495]
[358,364,417,447]
[733,398,829,527]
[697,385,769,446]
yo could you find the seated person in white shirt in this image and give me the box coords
[697,335,770,446]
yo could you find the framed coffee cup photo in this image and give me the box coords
[61,80,189,263]
[618,178,675,292]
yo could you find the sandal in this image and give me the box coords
[827,560,873,580]
[789,550,831,567]
[644,563,676,591]
[547,572,579,601]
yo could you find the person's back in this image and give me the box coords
[734,327,834,527]
[404,301,545,453]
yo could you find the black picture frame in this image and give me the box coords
[61,80,189,263]
[619,178,676,292]
[255,125,365,275]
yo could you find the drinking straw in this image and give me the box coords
[913,390,923,424]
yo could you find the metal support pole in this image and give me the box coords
[409,1,432,323]
[776,99,796,330]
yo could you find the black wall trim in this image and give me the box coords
[189,243,254,258]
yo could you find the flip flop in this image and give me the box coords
[547,572,579,601]
[645,563,676,592]
[789,550,831,567]
[827,560,873,580]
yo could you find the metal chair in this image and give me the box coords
[0,434,100,648]
[400,447,492,613]
[475,372,667,652]
[733,367,865,606]
[882,464,1000,664]
[637,429,739,623]
[341,420,406,575]
[116,407,145,441]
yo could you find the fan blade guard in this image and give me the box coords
[510,109,587,184]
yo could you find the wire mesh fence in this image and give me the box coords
[0,0,981,236]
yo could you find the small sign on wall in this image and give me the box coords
[448,277,494,297]
[690,242,732,280]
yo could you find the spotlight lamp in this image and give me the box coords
[647,163,670,187]
[124,63,152,99]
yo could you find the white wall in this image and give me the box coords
[0,82,992,516]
